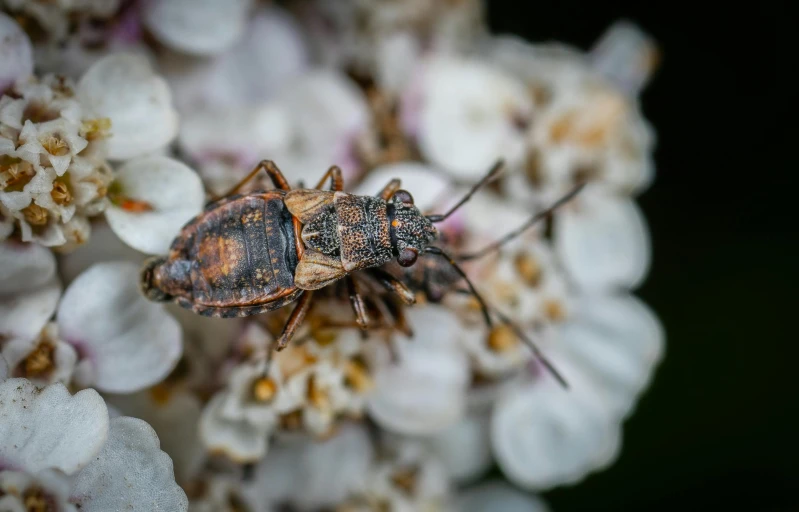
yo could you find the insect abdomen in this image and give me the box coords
[188,192,298,307]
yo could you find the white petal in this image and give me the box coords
[0,379,109,474]
[105,156,205,255]
[246,423,373,509]
[554,189,650,291]
[414,57,533,179]
[70,416,188,512]
[105,390,205,484]
[590,21,658,98]
[0,469,77,512]
[2,326,77,386]
[352,162,452,212]
[559,293,664,417]
[457,480,550,512]
[56,261,183,393]
[0,13,33,91]
[367,305,470,435]
[199,392,269,463]
[0,240,56,294]
[58,220,147,285]
[491,365,622,490]
[144,0,251,56]
[78,53,179,160]
[0,277,61,342]
[427,412,492,484]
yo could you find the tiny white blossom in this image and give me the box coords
[0,469,77,512]
[199,391,271,463]
[56,261,183,393]
[104,155,205,255]
[2,322,77,386]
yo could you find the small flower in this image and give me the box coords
[405,57,533,180]
[366,305,471,435]
[199,391,271,463]
[104,156,205,255]
[2,321,77,386]
[245,423,374,510]
[77,53,179,160]
[0,469,77,512]
[56,261,183,393]
[0,12,33,93]
[143,0,253,57]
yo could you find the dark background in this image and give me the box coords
[487,2,797,510]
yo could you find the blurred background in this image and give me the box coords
[486,1,797,509]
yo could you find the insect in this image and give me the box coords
[141,159,502,350]
[383,183,586,388]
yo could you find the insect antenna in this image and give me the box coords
[459,182,586,261]
[425,159,505,223]
[424,246,492,327]
[451,288,569,389]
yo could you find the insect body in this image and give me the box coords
[141,160,495,349]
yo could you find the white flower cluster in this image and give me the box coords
[1,2,665,511]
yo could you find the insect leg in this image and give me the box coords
[275,291,315,350]
[346,276,370,329]
[314,165,344,191]
[211,160,292,200]
[366,268,416,305]
[376,178,401,200]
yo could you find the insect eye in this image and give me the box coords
[397,248,418,267]
[392,190,414,205]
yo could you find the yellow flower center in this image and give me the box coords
[21,204,48,226]
[251,377,278,403]
[487,324,518,353]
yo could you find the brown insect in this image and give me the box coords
[141,159,501,350]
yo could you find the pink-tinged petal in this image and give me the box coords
[56,261,183,393]
[0,14,33,93]
[0,378,108,474]
[71,416,188,511]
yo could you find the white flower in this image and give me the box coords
[143,0,252,56]
[553,186,650,291]
[589,21,659,98]
[104,155,205,255]
[0,469,77,512]
[2,322,77,386]
[0,378,187,510]
[77,53,179,160]
[490,362,623,491]
[56,261,183,393]
[70,416,189,511]
[219,360,295,431]
[199,391,270,463]
[407,57,533,179]
[0,13,33,92]
[366,305,470,435]
[245,423,373,509]
[456,480,550,512]
[0,241,61,343]
[1,74,112,248]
